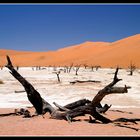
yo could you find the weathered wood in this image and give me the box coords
[110,109,133,114]
[90,108,112,123]
[0,108,31,118]
[17,108,31,118]
[42,98,55,114]
[63,99,91,110]
[113,118,140,124]
[14,90,25,93]
[61,68,129,123]
[96,104,112,113]
[50,110,67,120]
[53,99,111,123]
[64,103,112,123]
[5,55,54,115]
[53,102,70,111]
[115,124,140,131]
[0,112,17,117]
[70,80,101,84]
[91,67,128,107]
[65,105,91,120]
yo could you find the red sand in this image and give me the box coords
[0,107,140,136]
[1,34,140,68]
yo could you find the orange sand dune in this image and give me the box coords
[0,34,140,68]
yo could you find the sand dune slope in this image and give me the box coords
[0,34,140,68]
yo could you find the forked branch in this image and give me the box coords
[91,67,128,107]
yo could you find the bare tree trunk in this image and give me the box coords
[91,66,94,71]
[53,71,61,82]
[5,56,54,115]
[128,62,136,76]
[75,65,81,75]
[68,63,73,73]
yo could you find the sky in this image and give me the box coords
[0,3,140,51]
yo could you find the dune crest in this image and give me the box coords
[0,34,140,68]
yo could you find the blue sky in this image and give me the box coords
[0,4,140,51]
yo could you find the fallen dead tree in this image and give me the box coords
[5,55,140,129]
[70,80,101,85]
[0,108,31,118]
[14,90,26,93]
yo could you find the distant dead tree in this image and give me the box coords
[68,63,74,73]
[39,66,41,70]
[16,66,19,71]
[128,62,136,76]
[91,65,94,72]
[95,65,101,71]
[53,71,61,83]
[64,63,73,73]
[90,65,101,71]
[64,66,68,73]
[35,66,41,70]
[75,65,81,75]
[83,64,88,69]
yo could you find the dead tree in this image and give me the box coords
[75,65,81,75]
[64,63,74,73]
[64,66,68,73]
[95,65,101,71]
[91,65,94,72]
[128,62,136,76]
[83,64,88,69]
[5,55,55,115]
[68,63,73,73]
[53,71,61,83]
[5,56,130,124]
[53,67,129,123]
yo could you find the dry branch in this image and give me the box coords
[114,117,140,124]
[14,90,26,93]
[96,104,112,113]
[115,124,140,131]
[0,108,31,118]
[70,80,101,84]
[91,67,127,107]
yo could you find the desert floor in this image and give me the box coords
[0,67,140,136]
[0,108,140,136]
